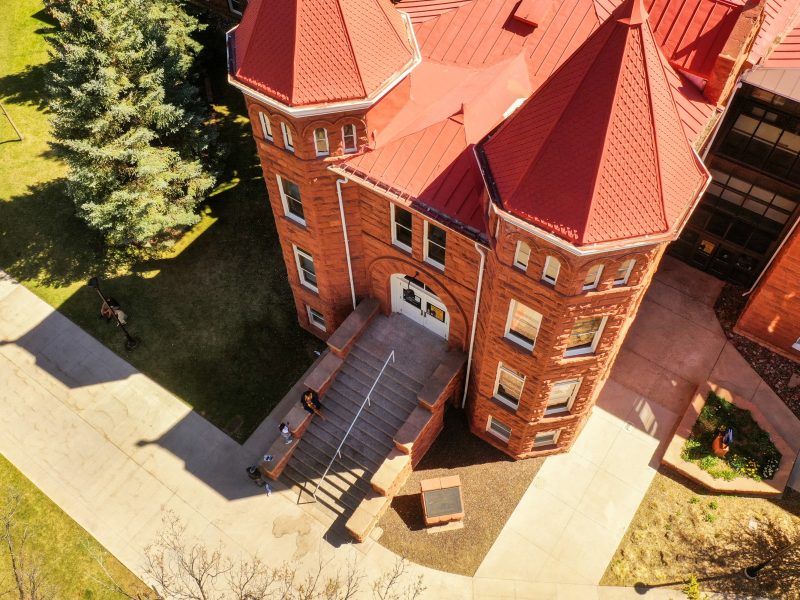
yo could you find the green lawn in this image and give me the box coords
[0,1,322,440]
[0,454,152,598]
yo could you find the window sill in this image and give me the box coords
[424,258,446,273]
[284,214,307,228]
[490,395,519,414]
[299,282,320,295]
[563,347,595,359]
[541,409,574,421]
[792,342,800,352]
[531,443,560,452]
[486,430,511,445]
[392,242,413,255]
[502,334,534,354]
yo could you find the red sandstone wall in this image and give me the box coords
[466,217,665,458]
[736,225,800,364]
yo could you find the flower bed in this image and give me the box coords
[681,391,781,481]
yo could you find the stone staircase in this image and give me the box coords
[281,339,426,518]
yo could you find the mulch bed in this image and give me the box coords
[714,284,799,413]
[376,410,544,576]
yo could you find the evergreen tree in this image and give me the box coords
[46,0,216,248]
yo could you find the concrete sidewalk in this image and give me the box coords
[0,267,764,599]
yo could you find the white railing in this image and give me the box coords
[312,350,395,501]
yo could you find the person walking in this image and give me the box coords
[300,389,326,420]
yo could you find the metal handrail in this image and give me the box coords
[312,350,395,500]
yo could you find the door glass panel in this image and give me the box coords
[426,302,445,322]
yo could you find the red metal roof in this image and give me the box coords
[340,114,486,234]
[764,24,800,67]
[593,0,744,78]
[480,0,709,246]
[750,0,800,65]
[395,0,475,24]
[232,0,416,106]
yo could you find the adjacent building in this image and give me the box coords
[227,0,800,460]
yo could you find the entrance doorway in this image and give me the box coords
[390,274,449,340]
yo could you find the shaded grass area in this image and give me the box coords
[0,454,152,598]
[0,1,322,440]
[601,469,800,598]
[377,411,544,576]
[682,391,781,481]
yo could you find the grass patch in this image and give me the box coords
[377,411,544,576]
[0,454,151,598]
[681,392,781,481]
[0,1,323,440]
[602,470,800,598]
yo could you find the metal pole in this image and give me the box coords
[744,537,800,579]
[88,278,139,350]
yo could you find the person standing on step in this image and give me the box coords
[279,422,293,445]
[300,389,326,420]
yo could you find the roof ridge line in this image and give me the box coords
[336,0,367,98]
[290,0,300,101]
[377,0,413,58]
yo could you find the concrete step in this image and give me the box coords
[350,343,426,392]
[281,463,363,514]
[321,389,400,450]
[289,444,373,500]
[302,426,383,472]
[340,357,420,406]
[324,385,405,432]
[334,369,415,423]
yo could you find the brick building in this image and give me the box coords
[227,0,800,461]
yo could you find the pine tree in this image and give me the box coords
[46,0,216,248]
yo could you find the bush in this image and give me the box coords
[680,392,782,482]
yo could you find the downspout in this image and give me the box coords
[462,242,487,408]
[336,177,357,310]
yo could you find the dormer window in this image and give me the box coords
[313,128,329,156]
[342,124,357,153]
[615,259,635,286]
[583,264,603,290]
[280,122,294,153]
[513,241,531,270]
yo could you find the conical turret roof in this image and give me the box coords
[480,0,709,246]
[232,0,416,107]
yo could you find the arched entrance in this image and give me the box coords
[390,274,450,340]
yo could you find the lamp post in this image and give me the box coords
[744,536,800,579]
[87,277,139,350]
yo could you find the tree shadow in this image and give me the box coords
[0,64,51,110]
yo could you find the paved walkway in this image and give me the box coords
[0,262,770,599]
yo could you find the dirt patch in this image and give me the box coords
[377,410,543,576]
[714,284,800,411]
[602,469,800,598]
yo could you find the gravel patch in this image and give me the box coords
[376,410,544,576]
[714,284,799,412]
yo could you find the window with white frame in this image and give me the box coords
[533,429,560,448]
[545,379,581,415]
[542,256,560,285]
[280,122,294,152]
[614,259,635,285]
[306,306,326,331]
[793,337,800,351]
[505,300,543,351]
[313,128,329,156]
[424,222,447,268]
[342,124,357,153]
[583,264,603,290]
[493,363,525,410]
[486,416,512,443]
[258,112,273,141]
[564,316,607,357]
[293,246,318,291]
[514,241,531,270]
[392,205,413,251]
[277,175,304,224]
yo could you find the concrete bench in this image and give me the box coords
[326,298,379,358]
[303,352,344,396]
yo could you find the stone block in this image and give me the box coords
[284,405,313,437]
[327,298,379,357]
[345,492,391,543]
[302,352,343,396]
[394,407,432,455]
[258,437,299,480]
[418,352,467,411]
[370,449,411,497]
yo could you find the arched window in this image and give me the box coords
[583,264,604,290]
[258,113,273,141]
[542,256,560,285]
[313,128,329,156]
[280,122,294,153]
[513,241,531,270]
[342,124,358,153]
[614,259,636,285]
